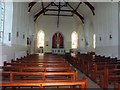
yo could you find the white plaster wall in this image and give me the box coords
[0,2,1,29]
[0,2,35,65]
[4,2,13,45]
[35,16,84,53]
[118,2,120,58]
[93,2,118,57]
[0,2,3,66]
[82,18,94,53]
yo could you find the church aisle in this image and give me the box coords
[69,63,101,89]
[77,70,102,89]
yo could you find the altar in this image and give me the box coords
[52,32,65,54]
[52,48,65,54]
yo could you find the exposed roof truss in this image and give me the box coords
[28,1,95,28]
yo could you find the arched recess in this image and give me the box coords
[71,31,78,49]
[37,30,45,48]
[52,32,64,48]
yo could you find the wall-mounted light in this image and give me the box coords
[109,34,112,39]
[16,31,19,37]
[8,33,11,41]
[99,36,101,41]
[81,38,83,41]
[86,42,88,46]
[0,31,3,38]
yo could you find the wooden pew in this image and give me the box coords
[84,58,120,75]
[4,62,69,67]
[11,60,66,63]
[83,58,120,79]
[65,53,120,90]
[2,66,72,72]
[90,63,119,82]
[0,79,87,90]
[14,55,66,61]
[100,67,120,89]
[114,82,120,90]
[1,70,78,82]
[0,54,88,89]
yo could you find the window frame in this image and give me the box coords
[93,34,96,49]
[71,31,78,49]
[37,30,45,48]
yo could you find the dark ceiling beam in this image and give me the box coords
[44,14,73,17]
[28,2,37,12]
[51,2,67,8]
[65,2,84,23]
[84,2,95,15]
[41,2,44,9]
[28,1,34,7]
[72,2,82,15]
[41,2,45,14]
[51,2,59,8]
[34,2,54,21]
[46,9,73,12]
[76,2,82,11]
[60,3,67,8]
[57,2,61,28]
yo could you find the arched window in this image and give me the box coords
[71,31,78,49]
[93,34,96,49]
[37,30,44,48]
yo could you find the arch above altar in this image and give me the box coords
[52,32,65,54]
[52,32,64,48]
